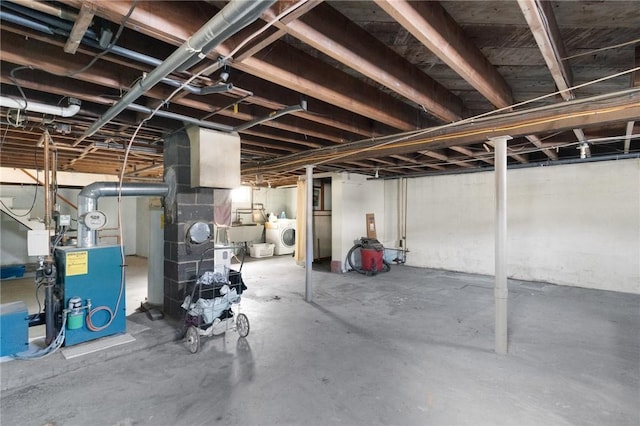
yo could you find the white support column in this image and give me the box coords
[491,135,511,355]
[305,165,314,302]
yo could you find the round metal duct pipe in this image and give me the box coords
[77,182,169,248]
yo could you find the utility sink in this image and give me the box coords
[227,224,264,243]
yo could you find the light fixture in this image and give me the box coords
[219,64,230,82]
[374,168,379,178]
[578,141,590,159]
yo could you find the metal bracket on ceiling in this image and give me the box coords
[233,98,308,132]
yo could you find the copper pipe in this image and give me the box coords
[11,0,77,21]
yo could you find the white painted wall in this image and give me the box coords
[403,159,640,294]
[331,173,388,272]
[1,185,80,265]
[253,186,297,219]
[136,197,151,258]
[232,186,297,224]
[0,184,138,266]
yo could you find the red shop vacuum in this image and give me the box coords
[346,237,390,276]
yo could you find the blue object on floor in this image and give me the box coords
[0,265,26,279]
[0,301,29,357]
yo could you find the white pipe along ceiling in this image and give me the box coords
[0,96,80,117]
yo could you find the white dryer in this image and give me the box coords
[265,219,296,255]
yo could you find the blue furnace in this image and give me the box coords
[54,245,126,346]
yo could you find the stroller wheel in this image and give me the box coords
[185,326,200,353]
[236,313,250,337]
[175,325,187,340]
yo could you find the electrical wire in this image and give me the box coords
[65,1,139,77]
[4,0,137,101]
[30,0,139,329]
[313,67,640,168]
[9,66,33,107]
[562,38,640,61]
[222,0,310,62]
[246,68,640,176]
[35,278,45,315]
[0,145,40,217]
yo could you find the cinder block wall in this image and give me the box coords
[163,130,215,318]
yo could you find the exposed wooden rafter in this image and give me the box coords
[375,0,513,109]
[517,0,589,150]
[266,3,464,122]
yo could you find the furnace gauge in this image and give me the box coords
[83,210,107,230]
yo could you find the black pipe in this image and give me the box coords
[28,312,45,327]
[1,1,74,32]
[43,261,56,345]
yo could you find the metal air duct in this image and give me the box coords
[0,96,80,117]
[77,182,169,248]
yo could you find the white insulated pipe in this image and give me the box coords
[492,135,511,355]
[0,96,80,117]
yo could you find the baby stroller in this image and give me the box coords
[179,244,250,353]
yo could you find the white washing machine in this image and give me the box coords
[265,219,296,255]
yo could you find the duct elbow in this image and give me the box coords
[78,181,114,201]
[59,102,81,117]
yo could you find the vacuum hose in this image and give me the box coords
[346,238,390,276]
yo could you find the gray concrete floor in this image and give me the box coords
[1,255,639,425]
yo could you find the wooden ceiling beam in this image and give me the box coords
[3,19,376,140]
[233,0,323,61]
[234,43,422,131]
[518,0,588,152]
[525,134,558,160]
[517,0,573,100]
[377,0,557,162]
[0,43,355,145]
[59,0,424,131]
[242,90,640,175]
[64,2,97,54]
[376,0,513,109]
[625,46,639,154]
[389,154,449,171]
[58,0,422,130]
[267,3,463,122]
[482,141,528,164]
[419,150,449,162]
[449,146,493,165]
[217,73,392,138]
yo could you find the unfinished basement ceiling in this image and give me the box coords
[0,0,638,186]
